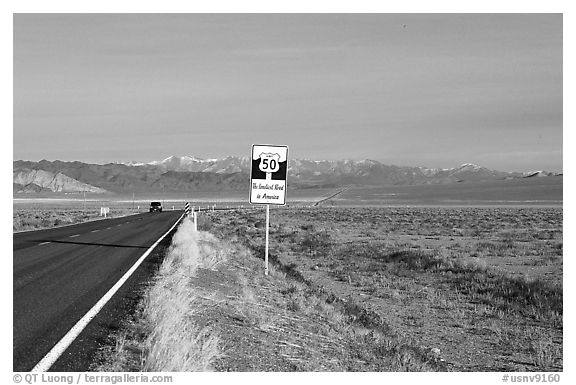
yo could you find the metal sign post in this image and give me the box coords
[265,204,270,275]
[249,144,288,275]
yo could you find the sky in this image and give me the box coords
[13,13,562,172]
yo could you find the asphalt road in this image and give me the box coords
[13,211,184,372]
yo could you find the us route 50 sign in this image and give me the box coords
[250,144,288,205]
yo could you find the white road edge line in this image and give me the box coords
[32,212,186,372]
[69,234,80,238]
[38,242,51,246]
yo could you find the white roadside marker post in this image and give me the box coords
[193,211,198,231]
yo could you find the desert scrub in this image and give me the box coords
[334,242,562,321]
[197,207,563,371]
[299,227,333,257]
[13,209,96,231]
[201,211,447,371]
[273,207,561,238]
[13,207,136,232]
[271,258,444,371]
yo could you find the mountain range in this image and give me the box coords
[13,156,561,194]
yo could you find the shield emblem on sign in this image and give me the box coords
[258,153,281,173]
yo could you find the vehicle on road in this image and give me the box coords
[149,201,163,213]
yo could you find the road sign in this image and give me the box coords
[249,144,288,205]
[249,144,288,276]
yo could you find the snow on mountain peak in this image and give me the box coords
[118,156,540,183]
[459,163,482,169]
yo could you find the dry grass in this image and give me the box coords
[95,218,227,372]
[142,219,228,371]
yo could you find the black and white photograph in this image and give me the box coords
[9,5,567,382]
